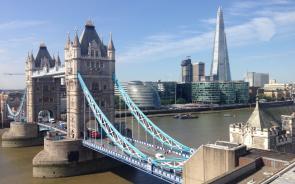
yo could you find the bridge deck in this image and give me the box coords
[37,122,184,183]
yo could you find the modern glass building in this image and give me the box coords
[191,81,249,104]
[219,82,236,104]
[114,81,161,109]
[234,81,249,103]
[191,82,220,104]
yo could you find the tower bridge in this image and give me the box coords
[2,21,194,184]
[1,20,242,184]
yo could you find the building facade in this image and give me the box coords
[192,62,205,82]
[64,21,115,139]
[263,82,293,100]
[191,81,249,104]
[210,7,231,82]
[26,44,63,123]
[245,72,269,87]
[191,82,220,104]
[115,81,161,109]
[181,58,193,83]
[230,100,295,153]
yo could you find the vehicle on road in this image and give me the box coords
[155,153,165,160]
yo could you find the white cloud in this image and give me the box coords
[201,18,216,25]
[117,3,295,64]
[0,20,46,30]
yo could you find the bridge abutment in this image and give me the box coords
[1,122,44,147]
[33,136,120,178]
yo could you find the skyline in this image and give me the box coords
[0,0,295,89]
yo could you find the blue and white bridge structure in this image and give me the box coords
[79,73,194,183]
[31,72,194,183]
[6,22,196,183]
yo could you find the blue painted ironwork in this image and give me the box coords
[78,73,187,171]
[7,90,26,122]
[113,74,193,154]
[78,73,148,160]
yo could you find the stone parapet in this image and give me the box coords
[33,137,120,178]
[1,122,43,147]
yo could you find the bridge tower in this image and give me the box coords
[26,44,62,123]
[65,20,115,139]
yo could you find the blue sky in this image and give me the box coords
[0,0,294,89]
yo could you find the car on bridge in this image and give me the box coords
[155,153,165,160]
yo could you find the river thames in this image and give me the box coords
[0,106,293,184]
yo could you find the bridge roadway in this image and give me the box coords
[38,122,185,183]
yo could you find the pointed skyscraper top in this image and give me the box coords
[210,6,231,81]
[108,32,115,50]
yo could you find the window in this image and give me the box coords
[103,85,107,90]
[96,51,99,57]
[92,82,99,90]
[91,50,94,57]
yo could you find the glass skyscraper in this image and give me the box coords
[210,7,231,82]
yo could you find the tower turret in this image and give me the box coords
[72,31,81,58]
[107,32,115,60]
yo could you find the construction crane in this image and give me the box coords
[2,73,25,76]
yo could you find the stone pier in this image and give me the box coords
[33,136,120,178]
[1,122,44,147]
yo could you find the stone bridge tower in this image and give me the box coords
[26,44,62,123]
[65,21,115,139]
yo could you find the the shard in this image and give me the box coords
[210,6,231,81]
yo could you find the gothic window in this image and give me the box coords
[96,51,99,57]
[91,50,94,57]
[92,82,99,90]
[43,85,48,91]
[43,97,49,102]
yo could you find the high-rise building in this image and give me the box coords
[192,62,205,82]
[245,72,269,87]
[181,58,193,83]
[210,7,231,82]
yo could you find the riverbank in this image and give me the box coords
[116,100,294,118]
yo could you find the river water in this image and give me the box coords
[0,106,293,184]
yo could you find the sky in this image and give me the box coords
[0,0,294,89]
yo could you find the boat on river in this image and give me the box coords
[173,113,199,119]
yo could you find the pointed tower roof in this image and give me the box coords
[35,43,54,67]
[73,31,80,47]
[56,54,61,66]
[246,99,280,129]
[79,20,107,56]
[30,51,34,61]
[108,32,115,50]
[65,32,71,49]
[210,6,231,82]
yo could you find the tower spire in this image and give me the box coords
[65,32,71,49]
[73,31,80,47]
[108,32,115,51]
[210,6,231,81]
